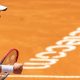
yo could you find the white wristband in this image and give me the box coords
[1,65,13,73]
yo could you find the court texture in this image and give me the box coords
[1,0,80,80]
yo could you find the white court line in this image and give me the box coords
[11,28,80,79]
[7,75,80,78]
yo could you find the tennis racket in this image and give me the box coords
[0,48,19,80]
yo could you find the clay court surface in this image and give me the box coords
[0,0,80,80]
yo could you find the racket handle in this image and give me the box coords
[1,73,9,80]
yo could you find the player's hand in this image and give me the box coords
[13,63,23,74]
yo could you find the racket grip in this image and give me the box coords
[0,73,9,80]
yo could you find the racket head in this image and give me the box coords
[0,48,19,65]
[0,49,19,80]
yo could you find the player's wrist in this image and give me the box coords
[0,63,23,74]
[1,65,13,73]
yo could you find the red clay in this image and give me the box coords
[0,0,80,80]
